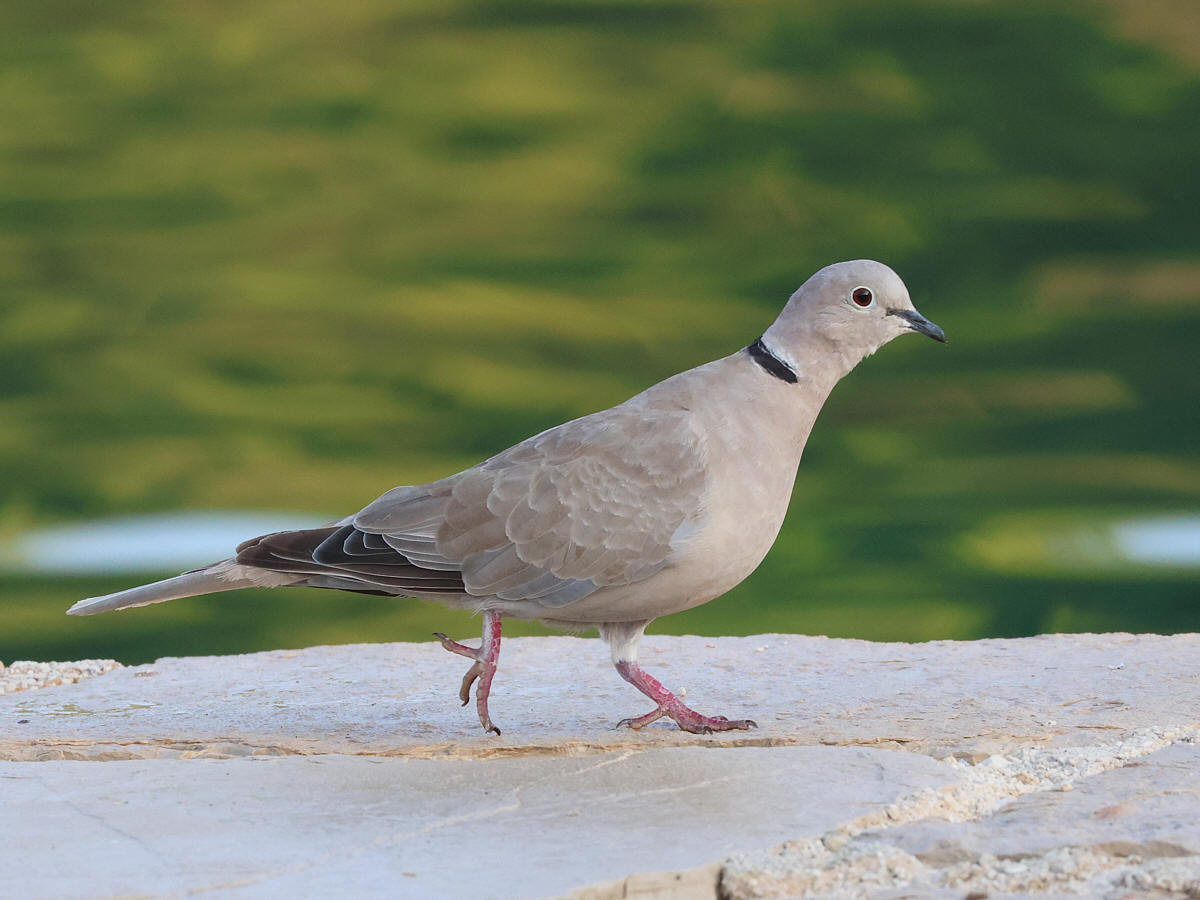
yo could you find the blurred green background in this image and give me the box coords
[2,0,1198,665]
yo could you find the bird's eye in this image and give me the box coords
[851,287,874,308]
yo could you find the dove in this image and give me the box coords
[68,259,945,734]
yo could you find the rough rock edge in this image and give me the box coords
[0,734,803,763]
[0,659,121,695]
[565,727,1200,900]
[0,731,1136,765]
[723,726,1200,900]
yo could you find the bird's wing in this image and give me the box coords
[345,406,709,607]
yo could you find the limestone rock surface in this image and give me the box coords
[0,632,1197,899]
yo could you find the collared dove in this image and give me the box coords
[68,259,945,734]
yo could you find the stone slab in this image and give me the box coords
[2,633,1197,760]
[1,633,1197,900]
[0,746,956,900]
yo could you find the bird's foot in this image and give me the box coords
[433,610,503,735]
[617,700,757,734]
[613,659,757,734]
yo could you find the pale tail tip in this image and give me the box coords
[66,597,103,616]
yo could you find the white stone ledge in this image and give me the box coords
[0,633,1197,899]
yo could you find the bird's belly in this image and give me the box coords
[529,537,776,625]
[536,469,795,625]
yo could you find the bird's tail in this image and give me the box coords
[66,560,298,616]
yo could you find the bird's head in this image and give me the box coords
[761,259,945,381]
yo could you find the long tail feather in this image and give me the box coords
[66,561,296,616]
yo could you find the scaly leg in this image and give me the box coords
[614,660,757,734]
[602,620,756,734]
[433,610,503,735]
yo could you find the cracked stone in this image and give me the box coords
[722,739,1200,899]
[0,633,1197,899]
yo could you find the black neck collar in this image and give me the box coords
[747,336,798,384]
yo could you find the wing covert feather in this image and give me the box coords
[352,407,708,606]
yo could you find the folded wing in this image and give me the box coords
[237,407,708,609]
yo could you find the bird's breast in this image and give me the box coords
[678,398,803,601]
[538,356,823,625]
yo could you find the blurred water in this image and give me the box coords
[0,513,325,575]
[5,511,1198,578]
[1113,516,1200,568]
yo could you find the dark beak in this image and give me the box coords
[888,308,947,343]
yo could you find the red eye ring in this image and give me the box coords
[851,286,874,307]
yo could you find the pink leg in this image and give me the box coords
[614,660,757,734]
[433,610,503,735]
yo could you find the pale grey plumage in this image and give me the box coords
[66,259,945,733]
[350,405,706,607]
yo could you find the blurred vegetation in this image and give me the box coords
[1,0,1198,664]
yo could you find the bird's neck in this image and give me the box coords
[751,338,849,401]
[688,349,842,457]
[759,319,872,391]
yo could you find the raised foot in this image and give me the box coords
[433,611,503,735]
[617,704,758,734]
